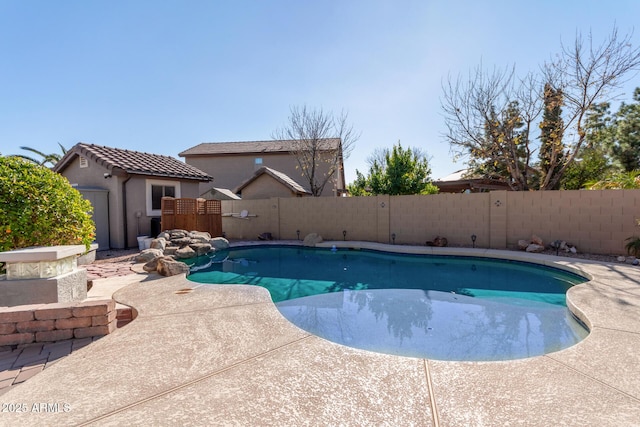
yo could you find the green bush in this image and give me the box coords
[0,157,95,253]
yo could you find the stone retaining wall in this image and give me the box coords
[0,299,117,347]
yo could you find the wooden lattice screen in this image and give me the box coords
[161,197,222,237]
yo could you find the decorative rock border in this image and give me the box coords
[134,229,230,276]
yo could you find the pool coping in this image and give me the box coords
[1,241,639,425]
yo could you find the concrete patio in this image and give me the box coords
[1,243,639,426]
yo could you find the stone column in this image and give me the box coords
[0,245,87,307]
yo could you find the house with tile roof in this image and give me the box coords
[53,143,212,249]
[234,166,312,199]
[179,139,346,198]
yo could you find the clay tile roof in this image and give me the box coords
[178,138,341,156]
[54,143,212,181]
[234,166,310,195]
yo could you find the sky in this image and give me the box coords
[1,1,639,183]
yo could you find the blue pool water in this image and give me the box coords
[186,246,590,361]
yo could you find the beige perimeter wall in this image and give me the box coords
[221,190,640,255]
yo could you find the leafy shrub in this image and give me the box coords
[0,157,95,253]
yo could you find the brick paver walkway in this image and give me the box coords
[0,337,101,396]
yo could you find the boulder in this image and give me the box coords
[158,231,171,240]
[303,233,323,247]
[169,230,189,240]
[135,248,164,263]
[525,244,545,253]
[164,246,178,256]
[433,236,448,247]
[190,231,212,243]
[150,237,167,251]
[617,256,627,262]
[531,234,544,246]
[569,246,577,254]
[172,237,192,247]
[157,257,190,277]
[175,246,196,259]
[189,243,212,257]
[210,237,230,250]
[517,240,530,250]
[143,257,162,272]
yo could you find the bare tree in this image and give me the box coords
[442,27,640,190]
[542,28,640,189]
[273,106,359,196]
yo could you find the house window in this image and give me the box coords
[146,179,180,216]
[255,157,263,165]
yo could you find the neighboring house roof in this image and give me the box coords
[54,143,212,181]
[434,169,511,193]
[200,187,242,200]
[234,167,311,195]
[178,138,341,156]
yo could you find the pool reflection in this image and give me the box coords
[276,289,588,361]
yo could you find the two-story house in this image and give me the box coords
[178,139,346,199]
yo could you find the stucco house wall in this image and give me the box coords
[54,143,211,249]
[182,144,345,198]
[239,174,302,200]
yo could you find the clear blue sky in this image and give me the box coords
[1,1,639,183]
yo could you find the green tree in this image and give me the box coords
[10,143,68,167]
[348,142,438,195]
[612,88,640,171]
[587,170,640,189]
[561,103,613,189]
[0,157,95,252]
[538,83,565,189]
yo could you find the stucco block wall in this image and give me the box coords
[221,190,640,255]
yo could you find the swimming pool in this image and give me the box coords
[186,245,590,361]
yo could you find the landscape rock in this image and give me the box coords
[175,246,196,259]
[164,246,178,256]
[189,243,212,257]
[569,246,577,254]
[157,257,190,277]
[517,240,530,250]
[189,231,211,243]
[303,233,323,247]
[433,236,448,247]
[150,237,167,251]
[143,257,162,272]
[158,231,171,240]
[210,237,230,250]
[617,256,626,262]
[172,237,192,247]
[169,230,188,239]
[135,248,164,263]
[525,244,545,253]
[531,234,544,246]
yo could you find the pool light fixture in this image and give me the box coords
[471,234,477,248]
[343,230,347,240]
